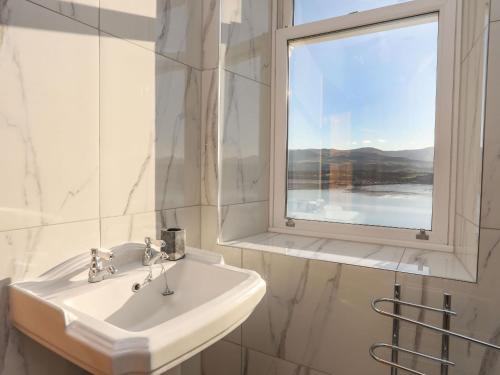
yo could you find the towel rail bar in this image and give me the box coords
[370,343,455,375]
[370,284,500,375]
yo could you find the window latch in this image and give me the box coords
[285,218,296,227]
[416,229,429,241]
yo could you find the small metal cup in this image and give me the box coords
[161,228,186,260]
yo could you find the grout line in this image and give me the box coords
[0,217,100,234]
[479,226,500,231]
[0,206,202,235]
[99,205,202,220]
[395,247,408,274]
[24,0,203,72]
[99,29,203,72]
[240,345,332,375]
[222,68,272,88]
[458,213,480,228]
[25,0,99,30]
[453,252,476,281]
[460,23,489,63]
[200,204,218,209]
[220,199,269,208]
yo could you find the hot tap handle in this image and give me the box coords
[144,237,166,249]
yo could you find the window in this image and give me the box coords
[271,0,457,248]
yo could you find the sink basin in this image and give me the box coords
[9,244,266,374]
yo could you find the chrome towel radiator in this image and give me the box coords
[370,284,500,375]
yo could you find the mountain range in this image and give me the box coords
[288,146,434,189]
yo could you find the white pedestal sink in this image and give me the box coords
[9,243,266,374]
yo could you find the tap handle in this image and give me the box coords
[90,248,114,260]
[144,237,166,249]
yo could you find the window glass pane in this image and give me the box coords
[294,0,413,25]
[286,16,438,230]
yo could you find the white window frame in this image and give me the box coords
[270,0,459,251]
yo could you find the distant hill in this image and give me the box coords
[288,147,434,189]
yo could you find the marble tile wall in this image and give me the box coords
[453,0,489,276]
[493,0,500,21]
[202,0,219,70]
[240,250,394,375]
[219,69,270,207]
[394,228,500,375]
[215,0,272,244]
[0,2,102,371]
[1,0,499,374]
[200,1,500,375]
[455,26,487,226]
[200,0,273,246]
[0,0,203,373]
[220,0,271,85]
[100,0,202,69]
[201,68,219,207]
[461,0,490,61]
[200,0,219,209]
[200,247,396,375]
[481,19,500,230]
[454,0,493,277]
[29,0,99,27]
[0,0,99,232]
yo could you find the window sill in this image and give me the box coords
[220,232,475,282]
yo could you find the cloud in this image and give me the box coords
[362,140,372,144]
[377,139,387,143]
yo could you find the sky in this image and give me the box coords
[294,0,412,24]
[288,2,438,151]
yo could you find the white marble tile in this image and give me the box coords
[100,0,202,69]
[481,21,500,229]
[307,239,404,271]
[454,214,479,278]
[100,34,201,217]
[201,340,241,375]
[155,61,201,211]
[29,0,99,27]
[492,1,500,21]
[201,69,219,206]
[220,0,271,85]
[226,232,310,256]
[202,0,219,70]
[397,247,474,281]
[461,0,490,61]
[224,326,242,346]
[395,229,500,375]
[1,223,100,375]
[201,205,242,267]
[178,353,201,375]
[220,70,270,206]
[8,335,89,375]
[227,233,405,271]
[455,29,487,225]
[0,220,99,294]
[220,201,269,242]
[243,347,329,375]
[100,206,201,249]
[242,249,394,375]
[99,34,156,217]
[0,0,99,232]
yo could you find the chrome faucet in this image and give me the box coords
[133,237,174,295]
[88,248,117,283]
[143,237,168,266]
